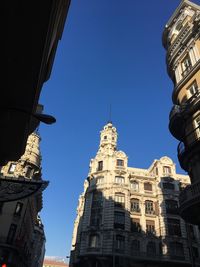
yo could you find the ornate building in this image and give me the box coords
[0,132,48,267]
[70,122,200,267]
[162,0,200,225]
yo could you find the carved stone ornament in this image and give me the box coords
[0,175,48,202]
[160,156,173,165]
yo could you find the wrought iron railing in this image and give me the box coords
[179,181,200,205]
[178,125,200,157]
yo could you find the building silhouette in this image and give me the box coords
[2,0,71,166]
[70,122,200,267]
[162,0,200,225]
[0,132,48,267]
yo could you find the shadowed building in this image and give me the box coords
[0,132,48,267]
[70,123,200,267]
[162,0,200,225]
[1,0,71,166]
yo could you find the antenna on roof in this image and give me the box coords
[108,104,112,123]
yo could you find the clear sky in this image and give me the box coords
[39,0,199,261]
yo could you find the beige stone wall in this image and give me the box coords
[70,124,199,266]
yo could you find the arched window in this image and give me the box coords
[147,241,156,255]
[130,198,140,213]
[89,234,99,248]
[131,240,140,254]
[144,182,152,191]
[130,181,139,191]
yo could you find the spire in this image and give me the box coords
[98,122,118,154]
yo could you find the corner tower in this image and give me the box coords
[70,123,199,267]
[162,0,200,224]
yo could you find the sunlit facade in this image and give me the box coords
[162,0,200,225]
[70,123,200,267]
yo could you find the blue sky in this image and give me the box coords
[39,0,199,260]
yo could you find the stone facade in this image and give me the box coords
[163,0,200,225]
[70,123,200,267]
[0,132,47,267]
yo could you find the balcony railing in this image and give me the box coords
[178,125,200,157]
[182,64,192,77]
[179,181,200,206]
[185,89,200,106]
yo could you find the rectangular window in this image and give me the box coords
[146,220,155,235]
[188,225,195,240]
[90,209,102,227]
[8,163,16,174]
[182,55,192,77]
[89,235,99,248]
[170,242,184,259]
[115,194,125,208]
[14,202,23,217]
[0,202,4,214]
[131,218,141,233]
[163,166,171,175]
[187,81,198,99]
[97,161,103,171]
[7,224,17,244]
[165,200,178,214]
[130,181,139,191]
[145,201,154,215]
[163,182,175,190]
[116,159,124,167]
[115,235,125,251]
[115,176,124,184]
[167,218,181,236]
[114,211,125,229]
[192,247,199,258]
[92,192,102,208]
[130,199,140,213]
[26,167,32,178]
[144,183,152,191]
[195,115,200,137]
[97,176,104,184]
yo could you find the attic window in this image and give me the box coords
[104,136,107,140]
[117,159,124,167]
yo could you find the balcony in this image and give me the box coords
[178,125,200,171]
[169,90,200,141]
[182,65,192,78]
[169,105,185,141]
[179,181,200,224]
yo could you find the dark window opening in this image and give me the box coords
[144,183,152,191]
[116,159,124,167]
[97,161,103,171]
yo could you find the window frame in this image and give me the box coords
[8,163,17,174]
[130,181,139,191]
[130,198,140,213]
[115,176,125,184]
[97,161,103,171]
[116,159,124,167]
[144,182,152,191]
